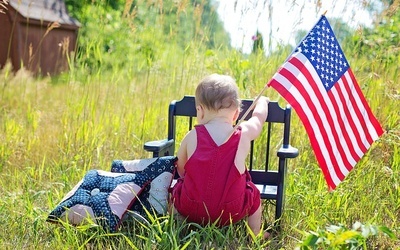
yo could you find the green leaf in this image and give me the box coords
[378,226,397,240]
[180,239,192,250]
[302,233,319,246]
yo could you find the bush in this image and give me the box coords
[297,222,397,249]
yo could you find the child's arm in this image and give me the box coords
[240,96,269,141]
[176,129,196,177]
[176,137,188,177]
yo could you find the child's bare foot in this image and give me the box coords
[263,230,270,239]
[247,229,271,243]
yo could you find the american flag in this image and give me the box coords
[268,16,384,190]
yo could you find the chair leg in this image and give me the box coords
[274,191,283,231]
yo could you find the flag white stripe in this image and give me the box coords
[342,72,380,142]
[273,65,342,186]
[329,86,365,159]
[302,57,358,168]
[286,54,350,177]
[268,15,384,189]
[336,75,371,151]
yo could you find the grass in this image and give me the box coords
[1,59,398,250]
[1,1,400,249]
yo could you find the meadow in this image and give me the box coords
[0,1,399,249]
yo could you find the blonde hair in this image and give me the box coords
[195,74,241,111]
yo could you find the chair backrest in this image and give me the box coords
[142,95,298,226]
[166,96,293,175]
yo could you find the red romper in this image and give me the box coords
[171,124,260,226]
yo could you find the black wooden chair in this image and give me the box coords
[144,95,298,229]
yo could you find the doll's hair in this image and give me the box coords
[195,74,241,111]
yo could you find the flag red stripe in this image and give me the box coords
[331,76,368,157]
[347,69,385,138]
[268,16,384,189]
[269,59,345,188]
[269,78,337,188]
[289,57,354,173]
[269,52,385,188]
[283,58,348,181]
[340,74,374,148]
[327,85,363,165]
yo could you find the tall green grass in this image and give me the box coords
[0,0,399,249]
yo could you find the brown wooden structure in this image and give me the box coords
[0,0,80,75]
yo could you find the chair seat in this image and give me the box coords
[255,184,277,199]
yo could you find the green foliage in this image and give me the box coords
[75,4,136,75]
[346,6,400,66]
[67,0,230,75]
[65,0,124,20]
[297,222,397,249]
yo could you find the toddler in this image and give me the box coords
[170,73,269,238]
